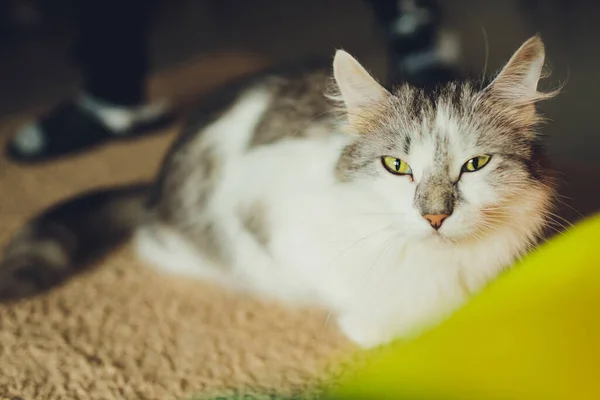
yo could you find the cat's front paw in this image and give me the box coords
[337,313,394,349]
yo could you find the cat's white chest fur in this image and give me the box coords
[264,188,503,346]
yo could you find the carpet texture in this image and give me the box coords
[0,53,353,400]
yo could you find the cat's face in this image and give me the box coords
[333,36,557,244]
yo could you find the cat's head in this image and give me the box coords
[331,36,559,245]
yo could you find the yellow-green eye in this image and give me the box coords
[382,156,412,175]
[462,155,492,173]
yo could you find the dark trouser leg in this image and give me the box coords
[72,0,158,106]
[364,0,462,88]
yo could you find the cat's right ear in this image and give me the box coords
[332,50,391,123]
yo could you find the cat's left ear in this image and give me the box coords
[486,35,555,104]
[333,50,391,121]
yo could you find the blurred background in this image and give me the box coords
[0,0,598,229]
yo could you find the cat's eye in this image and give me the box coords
[462,155,492,173]
[382,156,413,176]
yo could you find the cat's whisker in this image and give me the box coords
[484,207,571,232]
[376,233,401,263]
[322,310,334,334]
[325,225,392,271]
[363,232,403,291]
[355,212,406,217]
[543,211,575,228]
[479,24,490,89]
[483,214,566,238]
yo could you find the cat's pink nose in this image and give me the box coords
[423,214,449,230]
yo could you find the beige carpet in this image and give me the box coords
[0,53,353,400]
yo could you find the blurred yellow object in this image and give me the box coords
[329,213,600,400]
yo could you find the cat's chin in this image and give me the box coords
[428,231,458,245]
[426,228,477,246]
[412,229,454,245]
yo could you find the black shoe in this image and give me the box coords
[6,100,175,164]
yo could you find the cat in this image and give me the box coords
[0,35,559,348]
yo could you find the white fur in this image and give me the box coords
[134,83,549,348]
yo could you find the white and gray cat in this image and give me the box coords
[1,36,559,347]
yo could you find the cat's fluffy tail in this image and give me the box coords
[0,183,150,301]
